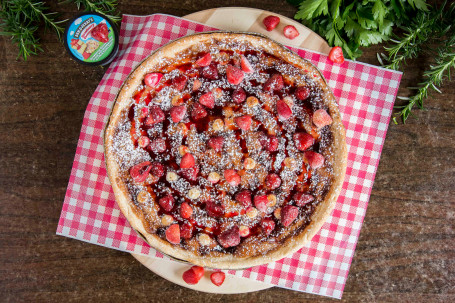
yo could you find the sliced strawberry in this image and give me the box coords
[145,105,165,125]
[264,74,284,92]
[170,105,186,123]
[293,132,314,151]
[266,173,281,190]
[192,79,202,91]
[304,151,324,169]
[240,55,254,73]
[144,73,163,88]
[210,271,226,286]
[232,87,246,104]
[150,161,165,178]
[276,99,292,120]
[182,266,204,285]
[254,195,268,212]
[263,15,280,31]
[139,107,149,119]
[328,46,345,64]
[207,136,224,152]
[202,63,218,80]
[226,65,244,85]
[261,218,275,235]
[129,161,152,183]
[138,135,150,148]
[180,202,193,219]
[165,224,180,244]
[159,194,174,212]
[173,74,188,91]
[235,190,252,207]
[224,169,241,186]
[217,226,240,248]
[199,91,215,109]
[234,115,252,131]
[180,222,194,239]
[312,109,333,129]
[294,192,314,206]
[195,53,212,67]
[205,200,225,217]
[283,25,299,39]
[149,138,166,153]
[191,103,208,120]
[281,205,299,227]
[181,165,199,181]
[295,86,310,100]
[267,136,279,151]
[180,153,196,169]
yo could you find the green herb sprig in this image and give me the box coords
[0,0,66,60]
[292,0,428,60]
[62,0,121,23]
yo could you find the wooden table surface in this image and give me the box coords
[1,1,454,302]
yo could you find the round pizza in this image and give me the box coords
[104,32,347,269]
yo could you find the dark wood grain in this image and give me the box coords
[0,1,454,302]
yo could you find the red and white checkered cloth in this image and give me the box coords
[57,14,402,299]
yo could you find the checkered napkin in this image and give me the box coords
[56,13,402,299]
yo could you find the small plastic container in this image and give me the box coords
[64,12,119,66]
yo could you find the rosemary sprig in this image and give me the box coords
[396,33,455,122]
[0,0,66,60]
[62,0,121,23]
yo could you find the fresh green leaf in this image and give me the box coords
[295,0,329,20]
[407,0,429,11]
[372,0,387,25]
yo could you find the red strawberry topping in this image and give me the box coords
[266,173,281,190]
[283,25,299,39]
[232,87,247,104]
[139,107,149,119]
[224,169,241,186]
[129,161,152,183]
[192,79,202,91]
[191,103,208,120]
[293,132,314,151]
[150,162,165,178]
[210,271,226,286]
[180,202,193,219]
[328,46,345,64]
[217,226,241,248]
[234,115,252,131]
[180,153,196,169]
[180,222,194,239]
[312,109,333,129]
[205,200,225,217]
[144,73,163,88]
[259,134,279,152]
[159,194,174,212]
[181,165,199,181]
[254,195,268,212]
[173,74,188,91]
[294,192,314,206]
[199,91,215,109]
[276,99,292,120]
[226,65,245,85]
[207,136,224,152]
[138,135,150,148]
[165,224,180,244]
[295,86,310,100]
[202,63,218,80]
[281,205,299,227]
[261,218,275,236]
[149,138,166,153]
[235,190,252,207]
[195,53,212,67]
[304,151,325,169]
[90,23,109,43]
[170,105,186,122]
[182,266,204,285]
[240,55,254,73]
[145,105,165,125]
[264,74,284,91]
[263,15,280,31]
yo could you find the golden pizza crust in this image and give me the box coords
[104,32,347,269]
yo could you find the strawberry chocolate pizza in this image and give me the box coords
[104,32,347,269]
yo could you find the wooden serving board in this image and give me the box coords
[132,7,330,294]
